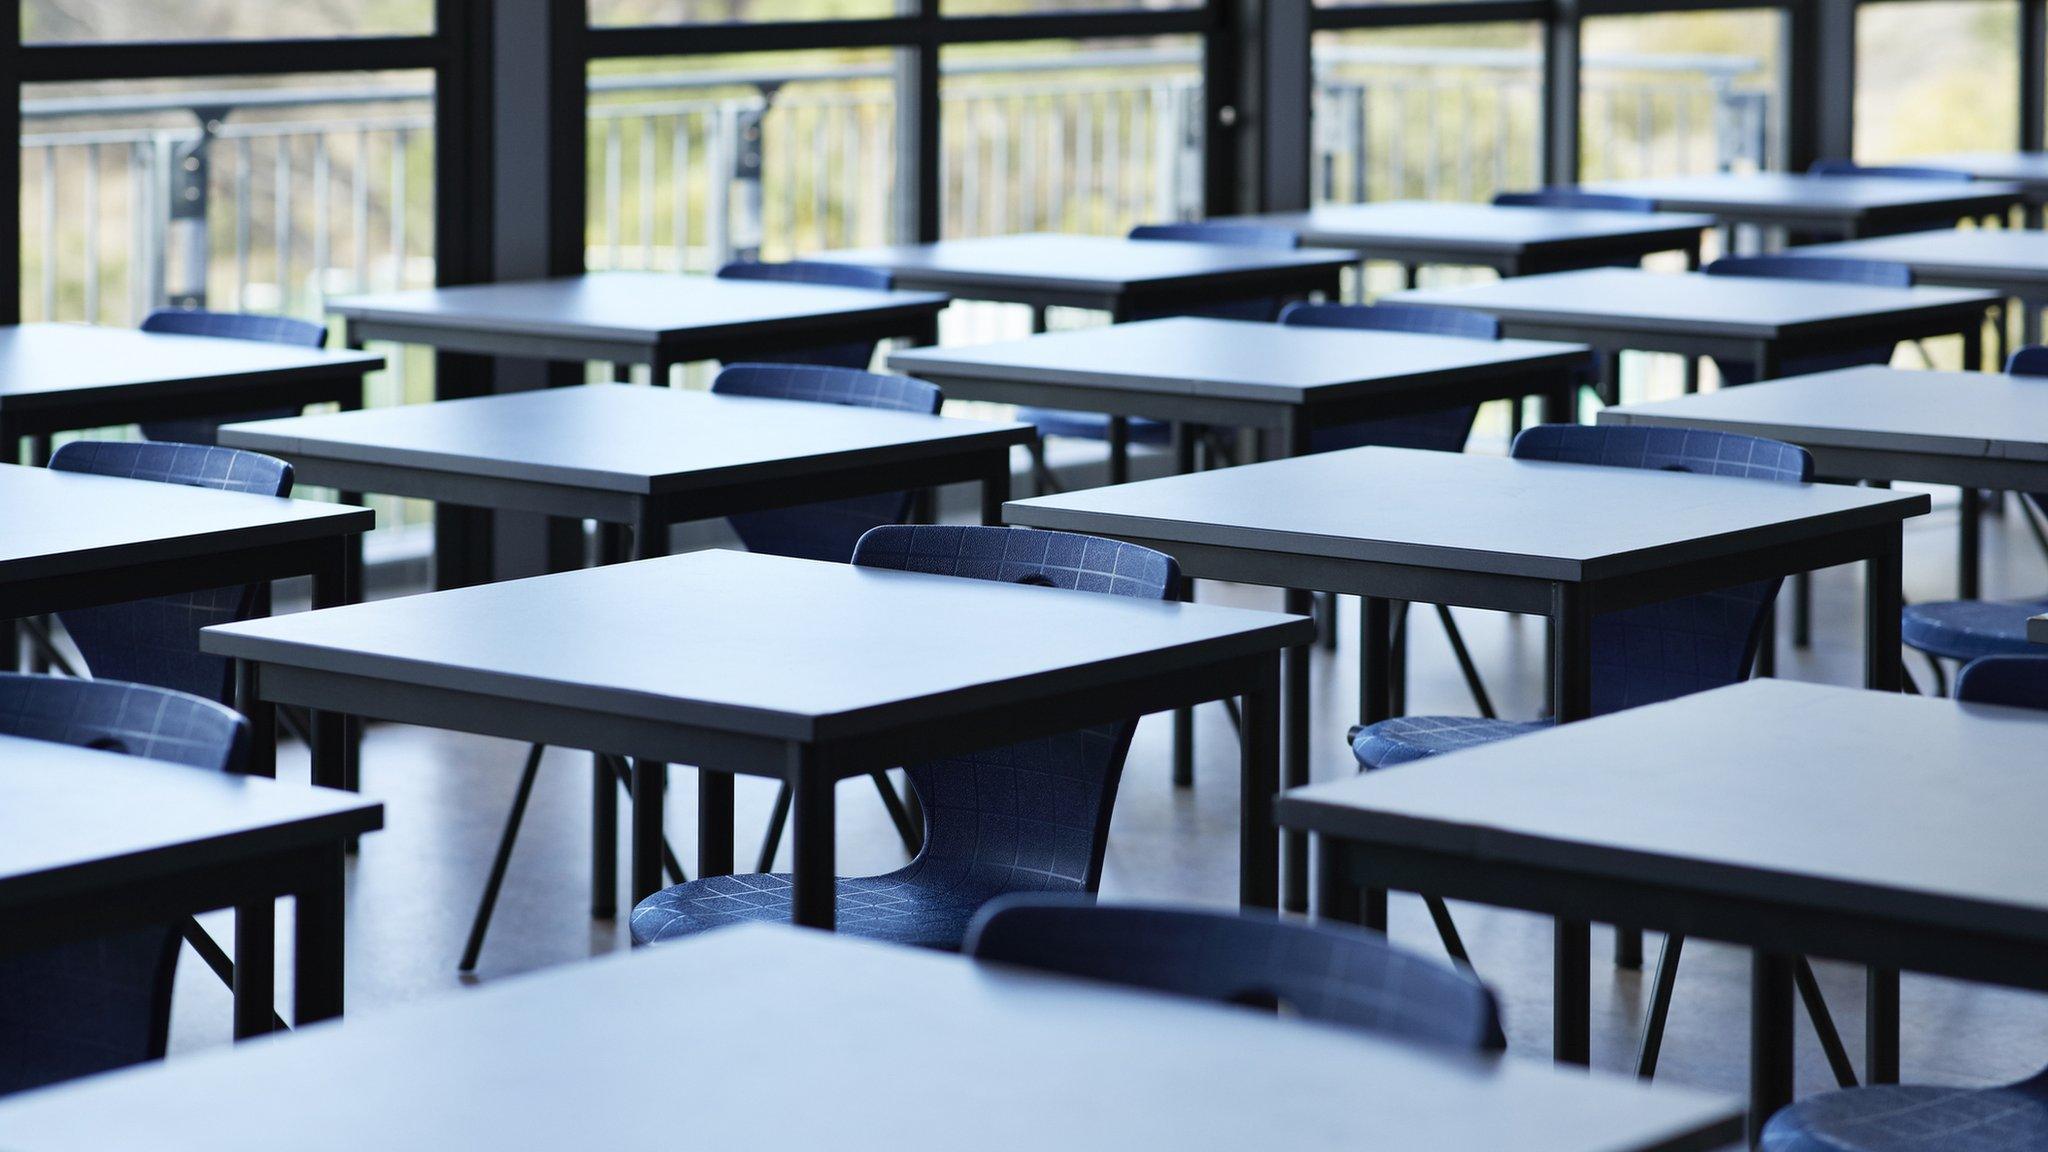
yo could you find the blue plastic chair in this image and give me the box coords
[965,895,1505,1051]
[1807,160,1975,183]
[1492,188,1658,213]
[1757,654,2048,1151]
[1279,301,1501,454]
[1020,222,1302,483]
[1901,348,2048,688]
[630,525,1179,951]
[0,673,248,1096]
[1703,256,1915,385]
[137,308,330,445]
[715,259,897,370]
[461,364,944,970]
[50,441,295,705]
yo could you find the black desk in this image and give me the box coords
[0,324,382,464]
[1278,679,2048,1141]
[1007,447,1927,911]
[1225,200,1713,279]
[1794,229,2048,353]
[1906,151,2048,206]
[0,924,1744,1152]
[328,272,949,381]
[1394,268,1999,402]
[810,233,1354,319]
[1603,365,2048,599]
[0,463,374,778]
[0,733,381,1040]
[1589,173,2022,239]
[202,550,1311,925]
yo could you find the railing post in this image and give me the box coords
[165,106,227,309]
[730,90,768,262]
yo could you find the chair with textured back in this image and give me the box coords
[137,308,331,446]
[1703,255,1916,386]
[45,440,295,1028]
[1348,425,1855,1084]
[1492,188,1659,213]
[629,524,1178,951]
[1899,347,2048,695]
[1278,300,1505,713]
[0,672,248,1095]
[1756,654,2048,1152]
[714,259,896,371]
[965,895,1505,1051]
[458,364,944,971]
[1019,222,1302,494]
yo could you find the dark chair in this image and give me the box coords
[137,308,330,445]
[1492,188,1659,213]
[965,895,1505,1051]
[629,525,1178,951]
[1019,222,1302,492]
[714,260,896,371]
[0,673,249,1096]
[1901,348,2048,692]
[461,364,944,970]
[1807,159,1975,183]
[1349,426,1839,1078]
[1758,654,2048,1151]
[1278,300,1506,714]
[1703,255,1915,386]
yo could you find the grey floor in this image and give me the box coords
[169,485,2048,1110]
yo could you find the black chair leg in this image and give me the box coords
[869,770,923,855]
[605,756,686,885]
[753,770,920,873]
[1923,653,1949,698]
[1796,957,1860,1089]
[461,742,545,972]
[1636,933,1684,1079]
[1315,592,1339,651]
[755,782,793,873]
[1614,927,1644,969]
[180,919,289,1033]
[1028,439,1062,496]
[1434,605,1496,720]
[1422,895,1472,968]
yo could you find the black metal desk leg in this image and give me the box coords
[699,770,734,879]
[1867,967,1901,1085]
[980,454,1008,527]
[1959,486,1982,601]
[1963,324,1983,376]
[1313,836,1362,925]
[592,757,618,919]
[1866,531,1905,692]
[237,655,276,781]
[630,760,667,905]
[789,745,836,929]
[1107,416,1130,485]
[1282,589,1312,915]
[1550,583,1593,723]
[1360,597,1394,726]
[232,898,275,1039]
[1172,582,1195,789]
[294,843,346,1026]
[308,540,352,791]
[1555,918,1591,1066]
[1751,952,1797,1147]
[1238,655,1281,911]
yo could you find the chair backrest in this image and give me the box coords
[1279,302,1500,454]
[711,365,941,563]
[1512,425,1812,714]
[1126,222,1302,322]
[1705,254,1915,288]
[715,260,895,370]
[965,896,1506,1051]
[1807,160,1975,183]
[852,526,1178,905]
[0,673,247,1097]
[1492,188,1657,213]
[137,309,330,444]
[50,441,294,705]
[2009,346,2048,378]
[1955,655,2048,710]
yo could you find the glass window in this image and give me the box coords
[587,51,900,271]
[592,0,900,26]
[1311,24,1544,205]
[1855,0,2018,161]
[1580,9,1781,181]
[23,1,432,42]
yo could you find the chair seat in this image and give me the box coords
[1901,596,2048,662]
[1761,1072,2048,1152]
[1018,408,1173,445]
[1349,715,1551,769]
[630,870,997,951]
